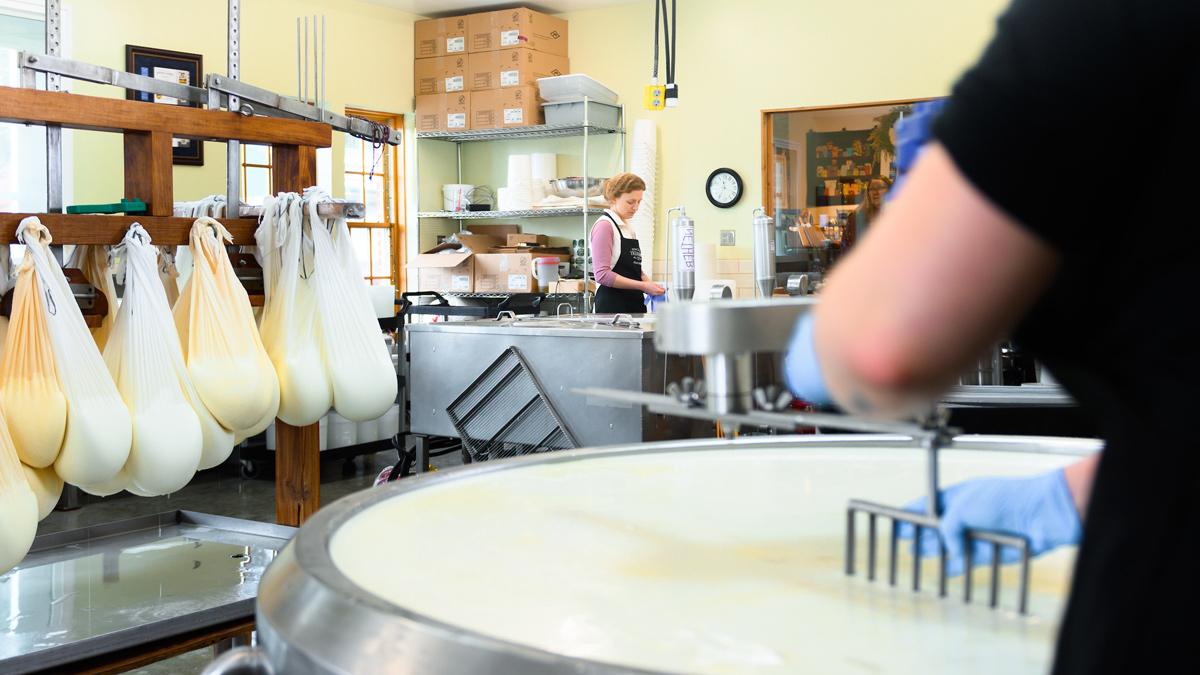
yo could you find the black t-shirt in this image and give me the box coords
[933,0,1199,672]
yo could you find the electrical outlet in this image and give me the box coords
[643,84,666,110]
[720,230,736,246]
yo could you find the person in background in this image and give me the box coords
[782,0,1197,672]
[844,177,890,248]
[590,173,664,313]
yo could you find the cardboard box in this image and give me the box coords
[548,279,597,294]
[463,224,520,237]
[473,253,534,293]
[414,16,468,58]
[414,54,469,95]
[468,48,568,91]
[470,85,542,129]
[455,233,506,252]
[415,92,470,132]
[468,8,568,56]
[409,244,475,293]
[506,233,549,247]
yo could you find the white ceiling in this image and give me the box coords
[362,0,639,19]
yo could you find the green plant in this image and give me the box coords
[868,105,912,163]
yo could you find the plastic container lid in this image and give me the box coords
[536,74,618,106]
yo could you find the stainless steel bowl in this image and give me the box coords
[546,177,607,198]
[203,434,1097,675]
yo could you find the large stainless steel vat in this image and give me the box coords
[213,434,1098,675]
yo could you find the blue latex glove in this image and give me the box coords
[888,99,947,201]
[782,312,832,406]
[898,468,1082,576]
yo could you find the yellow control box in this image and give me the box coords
[643,84,665,110]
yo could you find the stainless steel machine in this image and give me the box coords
[406,315,711,453]
[0,512,294,674]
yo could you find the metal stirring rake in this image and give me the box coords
[844,411,1034,614]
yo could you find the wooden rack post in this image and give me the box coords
[0,85,331,527]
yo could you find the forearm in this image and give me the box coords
[815,144,1059,418]
[607,273,646,291]
[1063,453,1100,517]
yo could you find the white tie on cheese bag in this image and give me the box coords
[0,407,37,575]
[102,225,204,496]
[256,194,332,426]
[306,193,396,421]
[16,217,133,487]
[174,218,279,436]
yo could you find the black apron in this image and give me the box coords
[595,214,647,314]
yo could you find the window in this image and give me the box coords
[343,109,404,290]
[241,144,272,206]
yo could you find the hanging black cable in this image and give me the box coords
[653,0,660,81]
[660,0,672,86]
[670,0,677,84]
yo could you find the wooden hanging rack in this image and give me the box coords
[0,83,330,527]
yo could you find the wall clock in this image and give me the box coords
[706,168,743,208]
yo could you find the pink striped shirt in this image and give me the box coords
[589,215,619,287]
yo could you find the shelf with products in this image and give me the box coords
[417,207,603,220]
[415,105,626,314]
[417,123,623,143]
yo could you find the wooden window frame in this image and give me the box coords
[240,144,273,205]
[344,107,405,292]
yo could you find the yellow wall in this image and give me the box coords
[63,0,419,205]
[556,0,1010,271]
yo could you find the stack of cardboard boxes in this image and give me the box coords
[414,8,569,132]
[411,225,574,293]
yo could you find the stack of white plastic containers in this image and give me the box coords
[266,405,401,452]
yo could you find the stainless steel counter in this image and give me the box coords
[407,315,714,445]
[0,511,294,674]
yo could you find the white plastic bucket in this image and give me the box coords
[328,413,358,449]
[442,184,474,212]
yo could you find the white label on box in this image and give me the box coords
[500,29,520,47]
[503,107,524,124]
[447,113,466,129]
[445,76,464,92]
[451,275,470,291]
[446,36,465,52]
[499,257,510,272]
[508,274,529,290]
[500,69,520,87]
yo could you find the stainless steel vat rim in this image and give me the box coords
[278,433,1100,674]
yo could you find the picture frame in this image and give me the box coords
[125,45,204,166]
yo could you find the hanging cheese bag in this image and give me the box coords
[21,462,63,521]
[174,218,279,436]
[68,245,119,351]
[16,218,133,486]
[101,225,204,495]
[0,251,67,468]
[257,193,332,426]
[307,194,397,421]
[0,407,37,575]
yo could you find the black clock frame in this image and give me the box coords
[705,168,743,208]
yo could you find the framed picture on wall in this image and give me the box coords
[125,45,203,166]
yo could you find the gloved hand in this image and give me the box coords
[898,468,1082,576]
[782,312,832,406]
